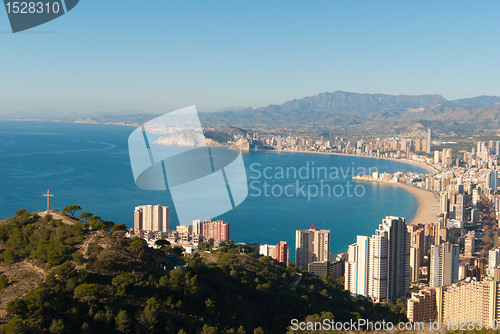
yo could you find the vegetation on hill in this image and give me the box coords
[203,130,233,143]
[0,208,407,334]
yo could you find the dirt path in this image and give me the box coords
[38,211,75,225]
[19,260,46,279]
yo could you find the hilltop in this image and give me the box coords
[0,208,407,334]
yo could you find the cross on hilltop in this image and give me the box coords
[43,190,53,212]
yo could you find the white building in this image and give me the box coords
[488,248,500,277]
[345,235,370,296]
[429,242,459,288]
[134,205,169,232]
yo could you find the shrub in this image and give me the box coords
[73,284,99,303]
[129,237,147,249]
[0,274,8,289]
[72,252,84,264]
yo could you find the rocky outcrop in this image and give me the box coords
[154,129,206,147]
[229,138,250,151]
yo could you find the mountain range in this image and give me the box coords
[3,91,500,136]
[199,91,500,133]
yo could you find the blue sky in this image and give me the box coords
[1,0,499,113]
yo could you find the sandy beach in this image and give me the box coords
[274,149,437,174]
[390,182,440,225]
[272,149,440,225]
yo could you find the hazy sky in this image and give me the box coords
[1,0,499,114]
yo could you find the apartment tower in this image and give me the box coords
[295,224,331,270]
[134,205,169,232]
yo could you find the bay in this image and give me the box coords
[0,121,426,259]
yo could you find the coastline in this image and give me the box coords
[1,120,440,226]
[270,149,440,225]
[271,149,437,174]
[391,182,440,225]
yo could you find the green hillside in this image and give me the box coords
[0,209,407,334]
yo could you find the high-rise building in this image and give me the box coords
[276,241,289,266]
[409,246,420,282]
[415,138,422,152]
[486,171,498,191]
[369,216,410,302]
[408,224,425,265]
[407,288,437,323]
[134,207,143,231]
[434,151,441,164]
[204,220,230,241]
[440,280,499,327]
[427,129,431,153]
[472,188,481,207]
[345,235,370,296]
[400,140,407,151]
[488,248,500,276]
[345,217,410,303]
[429,242,459,288]
[192,219,230,241]
[445,148,453,165]
[465,234,475,257]
[192,219,203,235]
[152,205,169,231]
[329,128,335,146]
[471,208,480,224]
[134,205,169,232]
[440,192,449,216]
[455,194,465,221]
[295,225,331,270]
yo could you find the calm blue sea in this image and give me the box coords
[0,121,426,259]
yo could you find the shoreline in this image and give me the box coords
[391,182,440,225]
[1,120,440,226]
[270,149,437,174]
[269,149,440,225]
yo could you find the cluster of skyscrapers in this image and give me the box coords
[258,128,433,158]
[127,135,500,325]
[399,139,500,324]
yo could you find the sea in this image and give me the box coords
[0,121,427,260]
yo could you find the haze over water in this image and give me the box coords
[0,121,427,259]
